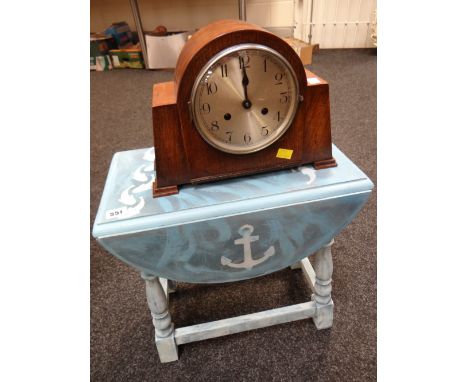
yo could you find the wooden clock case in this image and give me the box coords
[152,19,336,197]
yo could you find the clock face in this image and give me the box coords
[191,44,300,154]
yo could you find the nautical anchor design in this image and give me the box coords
[221,224,275,270]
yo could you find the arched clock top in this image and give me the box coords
[174,19,307,105]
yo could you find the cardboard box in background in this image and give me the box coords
[105,22,133,48]
[90,34,116,71]
[90,34,116,56]
[110,48,144,69]
[283,38,319,66]
[145,31,189,69]
[92,56,113,71]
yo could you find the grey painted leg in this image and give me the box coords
[141,272,179,363]
[312,239,334,329]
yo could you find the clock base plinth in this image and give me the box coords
[313,157,337,170]
[153,181,179,198]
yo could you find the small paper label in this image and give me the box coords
[307,77,320,85]
[104,197,145,220]
[105,207,126,220]
[276,148,294,160]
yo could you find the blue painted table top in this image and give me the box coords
[93,145,373,283]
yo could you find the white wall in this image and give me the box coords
[247,0,294,28]
[294,0,376,48]
[91,0,376,48]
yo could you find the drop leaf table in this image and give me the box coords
[92,144,373,363]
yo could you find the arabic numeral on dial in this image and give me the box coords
[264,59,267,72]
[226,131,233,142]
[211,121,220,131]
[207,82,218,95]
[280,91,290,104]
[274,73,283,85]
[200,103,210,114]
[244,134,252,144]
[261,126,269,136]
[220,64,228,78]
[276,111,281,121]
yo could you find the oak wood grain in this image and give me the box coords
[152,20,336,197]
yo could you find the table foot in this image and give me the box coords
[312,299,334,329]
[141,272,179,363]
[155,331,178,363]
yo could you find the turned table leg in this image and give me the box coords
[312,239,334,329]
[141,272,178,362]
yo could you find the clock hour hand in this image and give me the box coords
[241,66,252,109]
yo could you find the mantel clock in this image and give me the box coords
[152,20,336,197]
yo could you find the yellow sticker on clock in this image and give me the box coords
[276,148,294,160]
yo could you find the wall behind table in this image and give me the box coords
[91,0,294,34]
[294,0,376,48]
[90,0,376,48]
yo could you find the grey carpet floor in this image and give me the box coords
[91,48,376,381]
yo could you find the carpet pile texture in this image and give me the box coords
[91,48,376,381]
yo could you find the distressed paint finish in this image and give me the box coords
[311,240,334,329]
[141,273,178,362]
[93,144,373,283]
[142,252,333,363]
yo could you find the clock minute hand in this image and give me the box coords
[241,66,252,109]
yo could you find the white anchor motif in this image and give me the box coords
[221,224,275,270]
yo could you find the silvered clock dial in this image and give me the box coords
[190,44,300,154]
